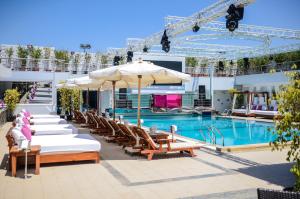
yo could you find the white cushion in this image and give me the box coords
[16,117,24,125]
[11,127,26,147]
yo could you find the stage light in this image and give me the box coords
[192,23,200,32]
[243,57,249,68]
[225,4,244,32]
[218,61,224,71]
[143,46,148,53]
[113,56,121,66]
[126,51,133,63]
[160,30,171,53]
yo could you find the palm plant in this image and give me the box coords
[5,47,13,67]
[17,46,29,70]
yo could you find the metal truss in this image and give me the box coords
[166,16,300,40]
[124,0,254,52]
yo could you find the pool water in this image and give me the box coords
[125,115,276,146]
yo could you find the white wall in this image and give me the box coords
[213,90,232,113]
[185,77,235,92]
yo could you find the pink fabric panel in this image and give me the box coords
[22,117,29,125]
[166,94,182,108]
[153,95,167,108]
[21,125,32,141]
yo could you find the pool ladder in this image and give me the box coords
[199,126,224,146]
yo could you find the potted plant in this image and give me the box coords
[17,46,28,70]
[5,47,14,68]
[4,89,20,121]
[84,53,91,74]
[101,55,108,68]
[185,57,198,75]
[54,50,69,72]
[29,47,42,71]
[267,71,300,197]
[73,54,81,74]
[43,47,51,71]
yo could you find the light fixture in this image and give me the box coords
[225,4,244,32]
[143,46,148,53]
[192,23,200,32]
[113,56,121,66]
[160,30,170,53]
[127,51,133,62]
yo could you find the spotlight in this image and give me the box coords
[243,57,249,68]
[113,56,121,66]
[218,61,224,71]
[192,23,200,32]
[225,4,244,32]
[143,46,148,53]
[127,51,133,63]
[160,30,171,53]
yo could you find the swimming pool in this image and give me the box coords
[124,115,276,146]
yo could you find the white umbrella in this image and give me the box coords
[56,82,78,89]
[90,60,191,127]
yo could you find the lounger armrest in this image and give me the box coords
[157,139,171,150]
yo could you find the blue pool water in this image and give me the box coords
[125,115,276,146]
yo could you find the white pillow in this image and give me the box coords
[11,127,26,147]
[16,117,24,125]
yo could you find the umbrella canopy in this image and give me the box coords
[90,60,190,85]
[90,60,191,126]
[56,82,78,89]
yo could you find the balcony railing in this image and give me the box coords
[0,57,111,74]
[185,66,237,77]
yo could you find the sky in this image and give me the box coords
[0,0,300,52]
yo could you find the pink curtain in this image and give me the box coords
[166,94,182,108]
[153,95,167,108]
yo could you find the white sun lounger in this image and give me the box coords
[30,124,78,135]
[31,134,101,154]
[30,118,67,125]
[31,114,60,119]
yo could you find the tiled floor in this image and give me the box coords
[0,122,295,199]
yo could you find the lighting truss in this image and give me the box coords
[166,16,300,40]
[124,0,255,53]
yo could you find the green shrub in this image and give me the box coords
[4,89,20,111]
[271,71,300,191]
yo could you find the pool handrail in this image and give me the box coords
[210,126,225,146]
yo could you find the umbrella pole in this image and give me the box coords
[97,88,99,115]
[137,75,142,128]
[86,88,89,110]
[112,81,116,121]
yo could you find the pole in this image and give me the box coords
[112,81,116,121]
[97,88,100,115]
[86,88,89,110]
[137,75,142,128]
[209,64,214,109]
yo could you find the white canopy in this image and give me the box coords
[89,60,191,126]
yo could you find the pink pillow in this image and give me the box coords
[21,125,32,141]
[25,111,31,117]
[22,117,29,125]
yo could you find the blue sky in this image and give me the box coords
[0,0,299,52]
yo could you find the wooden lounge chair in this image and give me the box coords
[132,126,200,160]
[118,123,142,149]
[108,120,131,145]
[90,116,113,135]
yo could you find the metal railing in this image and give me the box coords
[0,57,112,73]
[235,59,300,76]
[185,66,237,77]
[204,125,225,146]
